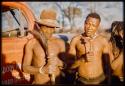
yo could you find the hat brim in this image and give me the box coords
[36,19,60,28]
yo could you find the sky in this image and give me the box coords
[26,2,123,29]
[2,1,123,32]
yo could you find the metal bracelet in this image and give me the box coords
[39,66,44,74]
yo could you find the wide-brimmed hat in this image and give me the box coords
[36,8,60,28]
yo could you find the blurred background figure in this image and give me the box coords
[110,21,124,83]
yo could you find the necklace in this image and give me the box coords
[89,33,98,52]
[81,33,98,62]
[90,33,98,40]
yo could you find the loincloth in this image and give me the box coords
[77,73,106,84]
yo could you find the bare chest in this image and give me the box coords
[76,38,103,57]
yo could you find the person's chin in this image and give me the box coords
[86,33,92,37]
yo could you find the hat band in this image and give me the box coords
[37,18,60,28]
[41,19,58,24]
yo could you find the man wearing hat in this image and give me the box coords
[23,8,65,84]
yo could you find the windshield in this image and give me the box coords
[2,9,28,37]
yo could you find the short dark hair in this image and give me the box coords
[86,12,101,22]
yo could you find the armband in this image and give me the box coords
[39,66,44,74]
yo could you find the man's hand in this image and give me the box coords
[39,65,51,74]
[39,56,58,75]
[47,57,57,65]
[48,65,56,74]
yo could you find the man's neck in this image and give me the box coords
[82,33,98,39]
[47,37,55,41]
[90,33,98,39]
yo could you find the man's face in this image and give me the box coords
[40,25,55,39]
[84,17,100,37]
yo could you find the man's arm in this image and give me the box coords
[67,37,78,69]
[70,60,81,69]
[103,39,114,64]
[68,37,77,58]
[23,39,45,75]
[57,39,66,68]
[102,38,113,84]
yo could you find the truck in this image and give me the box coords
[2,2,35,84]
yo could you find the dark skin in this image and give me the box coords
[23,25,65,84]
[68,17,114,84]
[111,27,123,81]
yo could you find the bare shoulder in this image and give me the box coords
[98,34,109,44]
[108,41,113,49]
[54,37,65,47]
[55,37,65,43]
[26,38,37,48]
[70,34,82,43]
